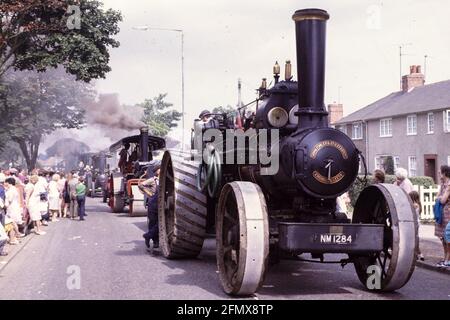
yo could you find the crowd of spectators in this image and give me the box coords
[0,168,87,256]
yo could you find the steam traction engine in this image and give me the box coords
[158,9,418,295]
[86,151,109,199]
[108,127,165,216]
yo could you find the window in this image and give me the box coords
[444,110,450,133]
[394,156,400,171]
[352,122,363,140]
[380,118,392,137]
[408,156,417,177]
[427,113,434,134]
[338,125,347,135]
[375,155,395,172]
[407,115,417,135]
[375,156,383,170]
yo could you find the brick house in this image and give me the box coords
[334,66,450,182]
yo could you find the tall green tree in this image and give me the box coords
[0,140,25,168]
[0,0,122,80]
[0,0,121,169]
[0,68,93,169]
[140,93,182,137]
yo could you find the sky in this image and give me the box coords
[43,0,450,151]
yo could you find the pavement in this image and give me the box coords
[0,198,448,300]
[417,223,450,275]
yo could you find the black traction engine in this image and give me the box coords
[157,8,418,296]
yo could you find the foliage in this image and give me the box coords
[0,140,25,169]
[45,138,90,171]
[410,176,435,189]
[0,0,122,81]
[348,175,437,207]
[0,0,121,169]
[140,93,182,137]
[0,68,94,169]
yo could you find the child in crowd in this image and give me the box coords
[409,191,424,261]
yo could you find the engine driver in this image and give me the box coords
[118,143,130,173]
[199,109,212,123]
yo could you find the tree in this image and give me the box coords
[0,0,122,81]
[45,138,90,171]
[140,94,182,137]
[0,140,25,169]
[0,68,93,169]
[0,0,121,169]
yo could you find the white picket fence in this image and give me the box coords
[412,185,440,221]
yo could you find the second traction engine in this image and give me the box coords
[157,8,418,296]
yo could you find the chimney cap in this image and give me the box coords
[409,65,423,74]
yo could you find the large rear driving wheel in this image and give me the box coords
[158,150,207,259]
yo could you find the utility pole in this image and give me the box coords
[132,26,185,149]
[399,43,412,90]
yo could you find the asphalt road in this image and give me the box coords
[0,198,448,300]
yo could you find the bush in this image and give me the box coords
[347,177,367,208]
[347,175,436,208]
[410,176,435,188]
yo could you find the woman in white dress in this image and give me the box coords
[48,174,61,221]
[4,177,25,243]
[26,175,46,235]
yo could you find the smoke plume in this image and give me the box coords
[86,93,145,131]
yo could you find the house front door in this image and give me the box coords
[424,154,437,183]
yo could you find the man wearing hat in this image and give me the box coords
[138,160,161,251]
[199,110,211,122]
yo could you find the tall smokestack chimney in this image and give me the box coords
[140,127,149,162]
[292,8,329,129]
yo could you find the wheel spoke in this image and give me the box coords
[382,251,389,269]
[377,255,388,279]
[385,249,392,259]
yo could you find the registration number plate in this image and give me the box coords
[318,234,353,244]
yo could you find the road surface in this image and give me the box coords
[0,198,448,300]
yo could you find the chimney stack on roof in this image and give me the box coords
[402,65,425,93]
[328,103,343,125]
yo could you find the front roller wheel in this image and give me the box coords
[158,150,207,259]
[352,183,418,292]
[216,182,269,296]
